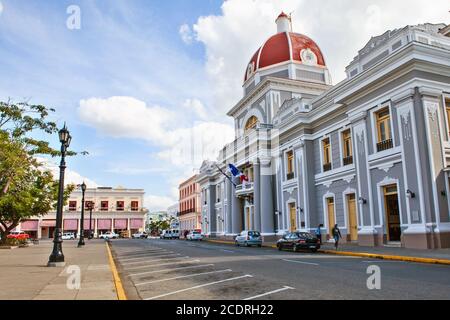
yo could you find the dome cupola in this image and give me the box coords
[244,12,331,86]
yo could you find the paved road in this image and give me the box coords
[111,239,450,300]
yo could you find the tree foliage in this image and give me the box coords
[0,100,78,243]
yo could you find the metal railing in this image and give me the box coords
[286,172,295,180]
[377,139,393,152]
[236,182,254,192]
[343,156,353,166]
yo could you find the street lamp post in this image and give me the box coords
[48,124,72,267]
[78,182,86,247]
[88,202,93,240]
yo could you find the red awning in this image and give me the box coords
[63,219,78,231]
[41,220,56,227]
[114,219,127,229]
[130,219,143,229]
[21,220,39,231]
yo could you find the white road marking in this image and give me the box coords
[125,259,201,271]
[282,259,319,266]
[128,264,215,277]
[118,253,177,261]
[243,286,295,300]
[135,269,232,286]
[117,249,166,255]
[121,256,189,266]
[144,275,253,300]
[119,254,180,262]
[220,249,235,253]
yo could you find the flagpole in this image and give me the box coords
[215,164,237,187]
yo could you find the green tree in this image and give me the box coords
[0,100,80,242]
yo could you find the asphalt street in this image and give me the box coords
[111,239,450,300]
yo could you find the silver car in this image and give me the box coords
[235,230,262,247]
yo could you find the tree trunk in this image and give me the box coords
[0,221,18,245]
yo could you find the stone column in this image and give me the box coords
[260,157,275,235]
[253,161,262,232]
[207,183,216,236]
[350,111,377,246]
[226,177,233,234]
[231,176,242,234]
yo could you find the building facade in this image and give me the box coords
[17,187,147,239]
[197,13,450,249]
[178,175,202,234]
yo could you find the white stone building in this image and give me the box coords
[197,13,450,249]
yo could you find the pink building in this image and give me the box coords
[16,187,147,239]
[179,175,201,235]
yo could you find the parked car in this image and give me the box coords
[162,229,180,239]
[99,231,119,239]
[186,230,203,241]
[170,229,180,239]
[7,231,30,240]
[62,233,75,240]
[276,232,320,252]
[132,231,148,239]
[235,230,262,247]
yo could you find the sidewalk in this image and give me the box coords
[205,239,450,265]
[0,239,118,300]
[319,242,450,261]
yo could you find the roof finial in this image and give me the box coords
[276,11,292,33]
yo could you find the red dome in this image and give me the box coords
[244,32,326,82]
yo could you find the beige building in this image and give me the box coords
[179,175,202,234]
[17,187,147,239]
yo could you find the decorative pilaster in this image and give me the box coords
[350,111,378,246]
[260,156,275,235]
[226,177,233,234]
[208,184,216,236]
[253,161,262,232]
[231,176,242,234]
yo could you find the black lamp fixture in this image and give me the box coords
[297,207,304,213]
[406,189,416,198]
[48,123,71,267]
[358,197,367,205]
[78,182,87,247]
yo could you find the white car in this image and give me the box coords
[186,231,203,241]
[99,231,118,239]
[62,233,75,240]
[132,232,148,239]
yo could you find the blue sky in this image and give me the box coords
[0,0,448,210]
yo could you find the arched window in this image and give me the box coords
[245,116,259,132]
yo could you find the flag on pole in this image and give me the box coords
[228,164,249,186]
[215,164,236,187]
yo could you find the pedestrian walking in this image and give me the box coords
[315,224,322,244]
[332,224,342,250]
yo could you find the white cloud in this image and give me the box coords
[145,195,176,212]
[187,0,450,113]
[0,2,3,15]
[78,96,234,169]
[179,23,194,44]
[36,157,99,188]
[183,98,208,120]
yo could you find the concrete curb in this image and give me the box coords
[205,239,450,266]
[320,249,450,265]
[106,242,127,300]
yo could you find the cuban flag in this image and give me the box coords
[228,164,249,185]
